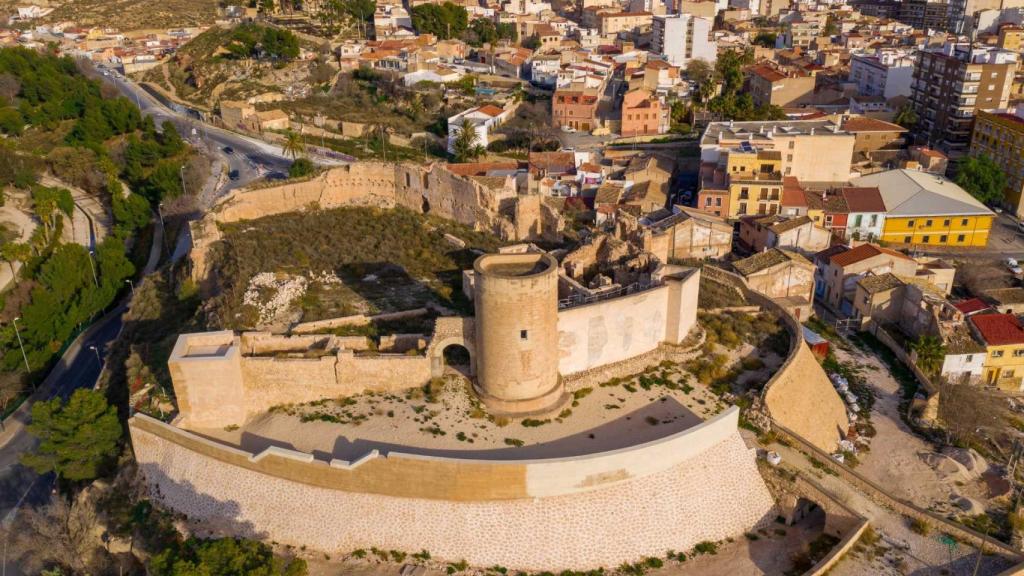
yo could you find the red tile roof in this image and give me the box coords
[954,298,991,316]
[781,177,807,208]
[841,186,885,213]
[971,313,1024,346]
[827,243,910,267]
[842,117,907,132]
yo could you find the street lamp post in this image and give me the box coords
[179,165,188,197]
[126,279,135,295]
[12,317,30,382]
[87,250,99,287]
[157,203,164,228]
[89,345,101,365]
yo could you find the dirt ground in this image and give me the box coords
[836,342,997,516]
[197,363,727,461]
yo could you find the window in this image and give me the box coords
[993,350,1005,358]
[907,220,915,227]
[962,218,969,225]
[904,236,912,243]
[957,234,966,242]
[870,215,878,226]
[715,198,722,206]
[1008,370,1017,378]
[940,235,947,242]
[854,215,863,227]
[520,330,528,340]
[922,235,930,243]
[966,354,973,362]
[1015,349,1024,358]
[788,141,795,149]
[943,219,950,226]
[925,219,932,227]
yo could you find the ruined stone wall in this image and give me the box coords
[130,407,776,570]
[556,269,699,377]
[557,287,670,376]
[190,162,561,286]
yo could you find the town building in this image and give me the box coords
[852,169,995,247]
[699,119,856,183]
[815,242,918,316]
[908,42,1019,156]
[968,313,1024,391]
[650,13,716,67]
[841,186,887,242]
[849,51,916,100]
[737,215,832,255]
[747,64,817,108]
[733,248,816,319]
[621,89,669,136]
[969,105,1024,217]
[447,105,512,154]
[631,206,735,260]
[552,83,602,131]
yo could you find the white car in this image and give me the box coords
[561,126,576,133]
[1007,257,1019,268]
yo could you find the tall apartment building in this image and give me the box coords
[970,105,1024,216]
[850,51,916,99]
[851,0,952,30]
[651,13,716,67]
[909,42,1019,156]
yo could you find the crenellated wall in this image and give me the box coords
[129,406,777,570]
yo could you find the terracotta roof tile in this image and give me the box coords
[827,243,910,267]
[971,313,1024,346]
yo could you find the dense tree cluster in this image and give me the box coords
[22,389,122,482]
[411,2,469,40]
[150,538,308,576]
[700,49,786,121]
[465,17,517,46]
[955,154,1008,206]
[227,24,301,60]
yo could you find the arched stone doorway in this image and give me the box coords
[429,336,476,379]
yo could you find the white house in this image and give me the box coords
[403,65,463,86]
[447,104,512,154]
[842,186,887,242]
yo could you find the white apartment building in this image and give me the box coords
[849,50,916,100]
[651,13,716,67]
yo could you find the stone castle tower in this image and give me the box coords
[472,253,567,416]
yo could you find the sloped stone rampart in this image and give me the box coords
[130,407,775,570]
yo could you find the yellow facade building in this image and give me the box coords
[970,107,1024,218]
[969,313,1024,391]
[852,169,994,248]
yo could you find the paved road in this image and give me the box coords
[0,212,163,573]
[97,69,287,193]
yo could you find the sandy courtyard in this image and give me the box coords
[196,364,727,460]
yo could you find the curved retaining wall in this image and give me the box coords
[702,266,848,452]
[129,407,776,569]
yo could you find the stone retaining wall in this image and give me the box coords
[130,407,776,570]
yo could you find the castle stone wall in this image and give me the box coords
[557,286,669,376]
[130,407,775,570]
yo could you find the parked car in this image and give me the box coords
[228,169,240,181]
[223,146,234,155]
[1008,258,1022,276]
